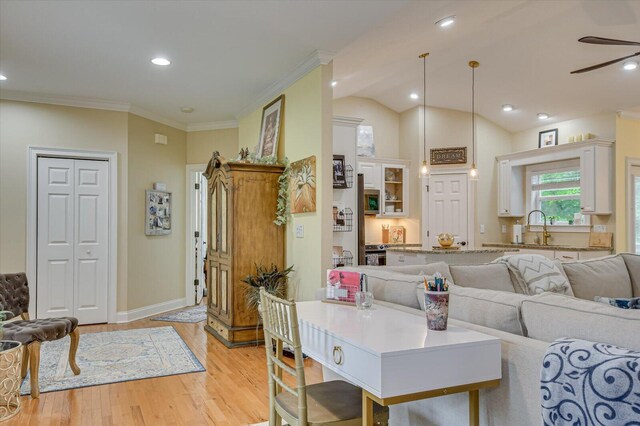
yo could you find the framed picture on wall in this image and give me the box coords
[538,128,558,148]
[333,155,347,188]
[146,190,172,235]
[258,95,285,159]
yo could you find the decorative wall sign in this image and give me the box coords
[430,147,467,165]
[289,155,316,213]
[146,190,172,235]
[539,128,558,148]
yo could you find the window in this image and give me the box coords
[527,160,589,226]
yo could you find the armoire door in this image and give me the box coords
[208,176,220,314]
[37,157,109,324]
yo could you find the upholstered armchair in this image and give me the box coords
[0,273,80,398]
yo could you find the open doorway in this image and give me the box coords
[186,165,208,306]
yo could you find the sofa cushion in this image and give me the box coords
[385,262,454,283]
[521,292,640,351]
[493,255,573,296]
[561,255,633,300]
[449,263,516,293]
[337,267,424,310]
[621,253,640,297]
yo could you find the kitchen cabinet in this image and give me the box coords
[382,163,409,217]
[497,160,524,217]
[579,145,613,215]
[500,247,611,261]
[357,161,381,190]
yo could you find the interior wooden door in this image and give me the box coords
[427,173,469,248]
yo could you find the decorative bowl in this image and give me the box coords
[437,233,455,248]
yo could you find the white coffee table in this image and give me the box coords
[296,301,501,426]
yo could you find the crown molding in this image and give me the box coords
[128,105,187,131]
[186,120,239,132]
[235,49,335,119]
[617,110,640,121]
[0,89,130,112]
[333,115,364,127]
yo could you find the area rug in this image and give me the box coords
[151,305,207,323]
[20,326,205,395]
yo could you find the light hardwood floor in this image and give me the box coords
[9,309,322,426]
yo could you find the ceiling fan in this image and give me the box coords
[570,36,640,74]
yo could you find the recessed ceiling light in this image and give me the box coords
[331,80,338,87]
[410,93,419,100]
[502,104,514,112]
[435,15,456,28]
[151,57,171,66]
[623,60,638,71]
[0,74,7,81]
[537,113,550,120]
[180,107,194,113]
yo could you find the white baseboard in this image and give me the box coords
[115,297,187,323]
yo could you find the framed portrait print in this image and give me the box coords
[146,190,172,235]
[539,128,558,148]
[333,155,347,188]
[258,95,285,159]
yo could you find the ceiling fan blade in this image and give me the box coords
[571,51,640,74]
[578,36,640,46]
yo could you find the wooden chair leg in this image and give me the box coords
[69,328,81,375]
[29,341,41,398]
[21,344,29,379]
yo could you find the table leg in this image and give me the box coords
[362,390,374,426]
[469,389,479,426]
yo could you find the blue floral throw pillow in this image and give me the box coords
[594,296,640,309]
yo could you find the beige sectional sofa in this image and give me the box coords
[333,254,640,425]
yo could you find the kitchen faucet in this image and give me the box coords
[526,209,551,246]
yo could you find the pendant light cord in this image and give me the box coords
[472,65,475,166]
[423,54,427,165]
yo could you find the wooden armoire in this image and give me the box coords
[203,156,284,347]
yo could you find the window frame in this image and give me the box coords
[525,159,590,232]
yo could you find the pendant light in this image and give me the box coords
[468,60,479,181]
[419,52,430,176]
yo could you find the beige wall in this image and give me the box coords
[334,97,399,159]
[186,128,238,165]
[127,114,187,310]
[615,116,640,252]
[239,65,333,301]
[512,112,616,152]
[0,100,130,310]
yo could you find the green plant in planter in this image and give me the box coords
[242,264,294,311]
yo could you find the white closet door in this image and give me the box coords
[37,157,109,324]
[427,174,469,248]
[74,160,109,324]
[37,158,76,319]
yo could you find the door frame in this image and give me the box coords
[27,146,118,323]
[422,169,476,249]
[627,157,640,253]
[185,164,208,306]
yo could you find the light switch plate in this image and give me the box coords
[502,225,507,233]
[593,225,606,233]
[295,225,304,238]
[480,224,485,234]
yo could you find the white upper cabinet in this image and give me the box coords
[497,159,524,217]
[357,161,381,190]
[579,145,612,215]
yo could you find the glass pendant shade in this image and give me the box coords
[420,160,429,176]
[469,163,479,180]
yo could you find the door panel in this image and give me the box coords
[38,158,75,318]
[427,174,469,248]
[74,160,109,324]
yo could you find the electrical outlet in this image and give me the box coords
[593,225,606,233]
[295,224,304,238]
[480,224,485,234]
[502,225,507,233]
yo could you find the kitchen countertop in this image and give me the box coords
[386,247,515,254]
[482,243,613,252]
[366,243,422,247]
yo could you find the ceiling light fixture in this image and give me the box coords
[537,112,550,120]
[151,57,171,66]
[502,104,514,112]
[419,52,430,176]
[436,15,456,28]
[410,93,419,100]
[331,80,338,87]
[0,74,6,81]
[180,107,194,113]
[468,60,480,181]
[623,60,638,71]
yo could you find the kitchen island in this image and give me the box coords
[386,246,514,266]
